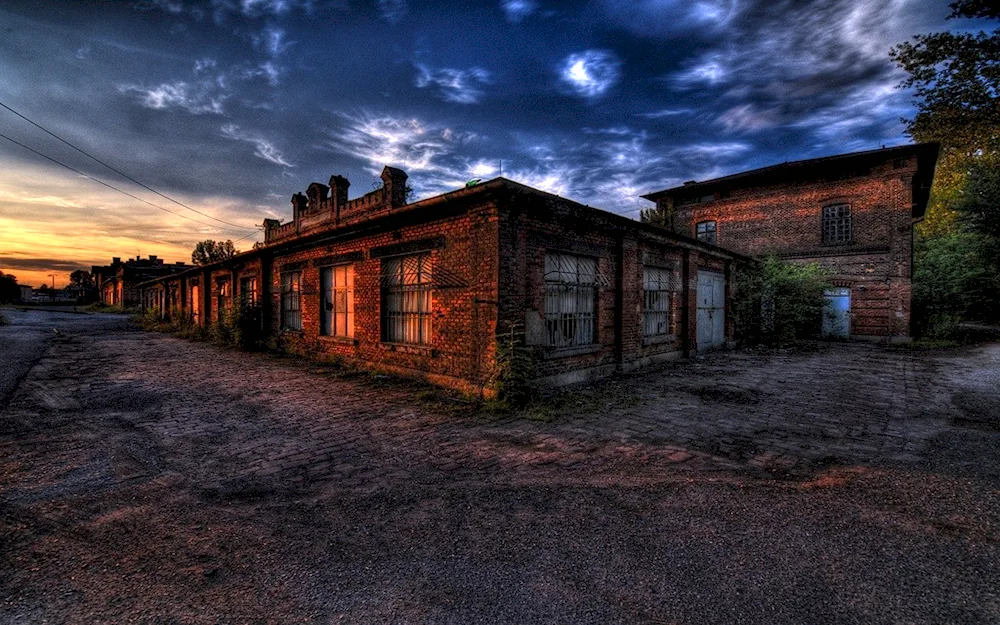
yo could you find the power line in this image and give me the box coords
[231,229,262,245]
[0,100,258,231]
[0,132,257,234]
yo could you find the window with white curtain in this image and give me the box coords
[281,271,301,331]
[643,266,672,337]
[321,264,354,338]
[544,253,597,348]
[382,253,432,344]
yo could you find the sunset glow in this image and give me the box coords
[0,0,978,288]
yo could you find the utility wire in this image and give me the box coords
[230,229,263,245]
[0,100,258,231]
[0,132,258,234]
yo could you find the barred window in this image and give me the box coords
[544,253,597,348]
[239,277,257,307]
[321,264,354,338]
[696,221,717,245]
[281,271,301,331]
[216,280,230,321]
[382,253,432,344]
[643,266,672,337]
[822,204,852,244]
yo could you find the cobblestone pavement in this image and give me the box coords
[1,310,999,624]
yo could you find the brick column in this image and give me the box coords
[682,249,699,357]
[202,269,212,326]
[614,234,641,369]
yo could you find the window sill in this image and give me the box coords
[280,329,304,336]
[319,335,359,346]
[643,334,677,346]
[542,344,602,359]
[379,342,437,357]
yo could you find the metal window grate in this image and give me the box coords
[281,271,301,331]
[696,221,717,245]
[382,254,432,345]
[544,253,597,348]
[643,266,672,337]
[822,204,852,244]
[240,277,257,307]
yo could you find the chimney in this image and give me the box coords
[150,255,160,264]
[112,257,121,264]
[329,175,350,216]
[683,180,697,186]
[263,218,281,244]
[291,193,308,221]
[306,183,329,214]
[175,261,185,266]
[381,166,408,208]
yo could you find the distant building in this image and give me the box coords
[18,284,32,302]
[92,256,191,308]
[642,143,939,340]
[139,166,745,394]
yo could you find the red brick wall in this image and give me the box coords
[668,156,918,337]
[263,201,500,394]
[140,183,736,391]
[498,194,730,384]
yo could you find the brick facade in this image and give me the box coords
[139,169,742,394]
[94,255,191,308]
[642,144,938,339]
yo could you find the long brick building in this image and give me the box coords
[642,143,939,340]
[92,255,191,309]
[139,166,743,394]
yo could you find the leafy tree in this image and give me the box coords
[69,270,94,289]
[890,0,1000,160]
[0,271,19,304]
[955,160,1000,237]
[912,231,1000,336]
[890,0,1000,235]
[891,0,1000,334]
[191,240,238,266]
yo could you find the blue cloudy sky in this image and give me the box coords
[0,0,979,286]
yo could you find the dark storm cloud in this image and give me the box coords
[0,0,955,237]
[0,257,98,274]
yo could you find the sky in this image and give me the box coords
[0,0,977,288]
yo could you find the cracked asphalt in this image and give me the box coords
[1,308,999,624]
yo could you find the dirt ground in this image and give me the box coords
[1,308,999,624]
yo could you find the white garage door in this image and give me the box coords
[697,270,726,351]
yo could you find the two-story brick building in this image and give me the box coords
[139,166,745,394]
[641,143,939,340]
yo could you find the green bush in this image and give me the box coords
[732,257,832,345]
[230,302,266,350]
[136,301,270,351]
[487,325,536,408]
[913,231,1000,338]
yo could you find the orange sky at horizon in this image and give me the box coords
[0,160,268,289]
